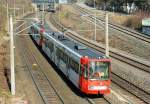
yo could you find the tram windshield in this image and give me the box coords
[89,61,109,80]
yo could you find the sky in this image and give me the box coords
[59,0,68,3]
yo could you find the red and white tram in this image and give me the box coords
[29,21,111,95]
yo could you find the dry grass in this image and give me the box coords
[109,13,142,29]
[56,6,102,41]
[109,13,130,25]
[123,16,142,29]
[87,8,142,29]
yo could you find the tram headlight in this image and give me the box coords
[89,86,95,90]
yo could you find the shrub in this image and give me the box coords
[123,16,142,29]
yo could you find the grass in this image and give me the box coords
[110,12,142,29]
[123,16,142,29]
[109,13,142,29]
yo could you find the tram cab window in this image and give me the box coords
[89,61,109,80]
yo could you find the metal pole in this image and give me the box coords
[14,0,15,17]
[35,4,38,18]
[59,0,61,23]
[23,5,24,15]
[10,15,15,95]
[36,6,38,18]
[43,3,44,25]
[7,3,9,34]
[94,0,96,41]
[94,14,96,41]
[54,0,56,11]
[105,13,109,57]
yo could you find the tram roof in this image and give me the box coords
[37,23,107,59]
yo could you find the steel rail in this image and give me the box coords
[17,35,64,104]
[26,36,65,104]
[86,97,111,104]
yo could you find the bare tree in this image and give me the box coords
[85,0,149,12]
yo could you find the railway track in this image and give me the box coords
[87,97,110,104]
[49,13,150,104]
[64,29,150,104]
[50,14,150,74]
[15,13,112,104]
[73,5,150,44]
[17,35,64,104]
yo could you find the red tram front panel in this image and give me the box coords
[80,57,111,94]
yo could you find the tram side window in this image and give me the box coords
[34,28,39,38]
[46,40,54,52]
[62,52,68,63]
[70,59,79,73]
[31,26,34,33]
[49,42,54,52]
[34,28,38,34]
[45,38,48,47]
[56,48,68,63]
[56,48,62,58]
[36,35,40,39]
